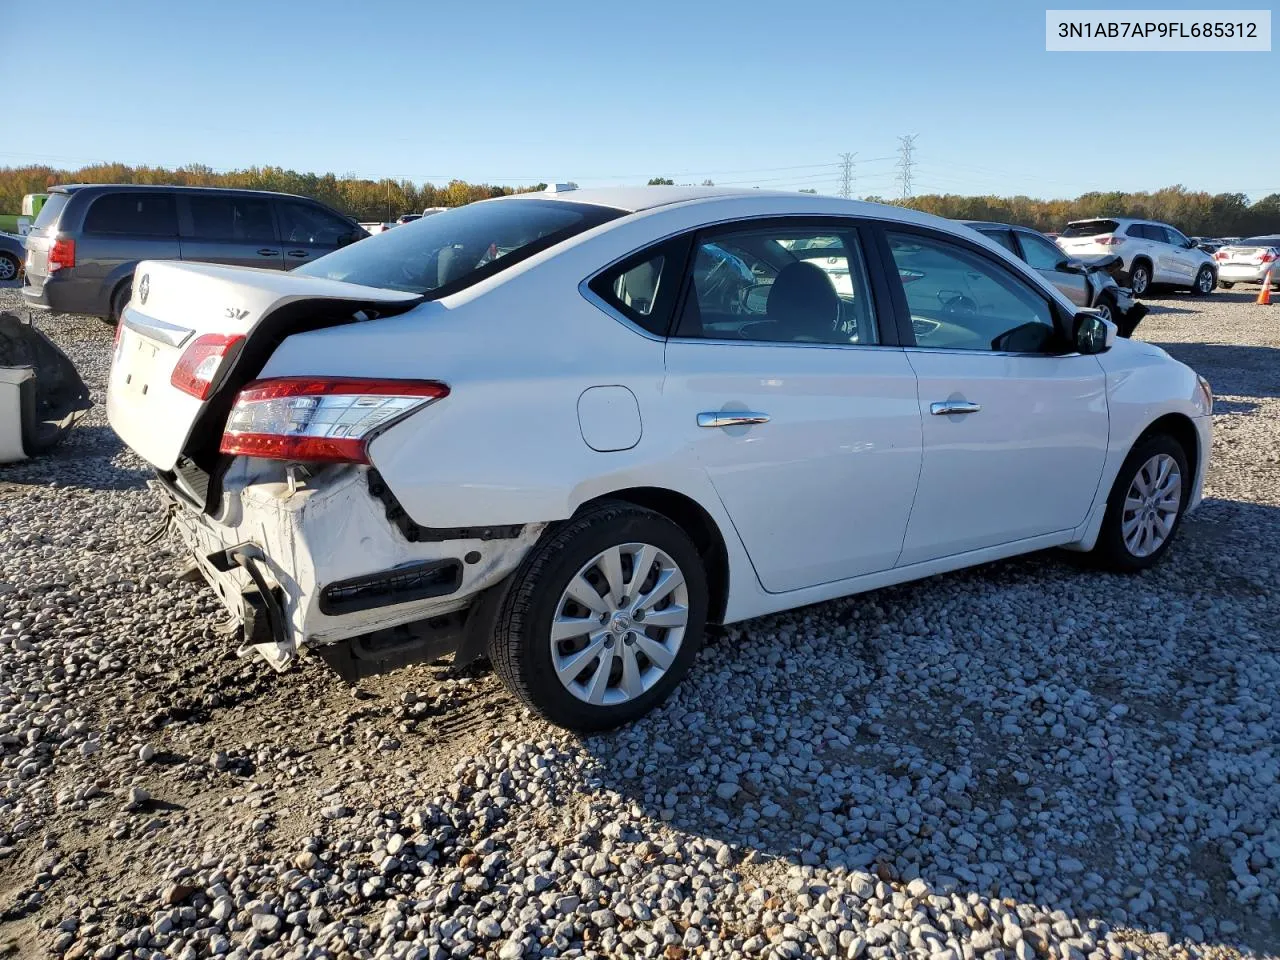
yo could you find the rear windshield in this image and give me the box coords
[1061,219,1119,238]
[1238,236,1280,247]
[297,198,623,296]
[29,193,70,235]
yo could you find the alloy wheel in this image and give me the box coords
[1198,269,1213,293]
[550,542,689,706]
[1121,454,1182,557]
[1131,267,1149,295]
[0,256,16,282]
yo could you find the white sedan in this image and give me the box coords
[105,187,1212,730]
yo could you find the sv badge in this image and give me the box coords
[225,307,249,320]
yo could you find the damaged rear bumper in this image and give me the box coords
[154,464,544,672]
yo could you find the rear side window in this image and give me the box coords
[978,229,1018,254]
[83,193,177,236]
[187,196,276,242]
[30,193,70,235]
[1062,219,1119,238]
[297,199,624,297]
[587,236,690,336]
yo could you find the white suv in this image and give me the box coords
[1057,218,1217,296]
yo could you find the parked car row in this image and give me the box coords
[104,185,1211,730]
[962,221,1146,336]
[21,185,368,321]
[1056,218,1217,297]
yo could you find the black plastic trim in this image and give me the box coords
[366,469,526,543]
[319,559,462,616]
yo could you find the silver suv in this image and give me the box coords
[1056,218,1217,296]
[22,184,367,322]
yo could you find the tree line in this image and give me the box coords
[4,163,1278,237]
[870,185,1280,238]
[0,163,544,223]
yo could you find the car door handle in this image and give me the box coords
[930,401,982,416]
[697,412,770,428]
[257,248,279,256]
[286,249,308,258]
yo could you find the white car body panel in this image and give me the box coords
[107,262,419,471]
[104,188,1212,669]
[0,365,33,463]
[897,350,1109,565]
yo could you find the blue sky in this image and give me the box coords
[4,0,1277,200]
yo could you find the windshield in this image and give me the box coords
[1061,219,1119,238]
[29,193,70,235]
[297,198,623,295]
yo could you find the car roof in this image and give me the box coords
[514,185,836,213]
[961,220,1040,233]
[49,183,318,202]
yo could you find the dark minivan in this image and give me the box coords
[22,184,367,321]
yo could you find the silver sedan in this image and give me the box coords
[1214,236,1280,288]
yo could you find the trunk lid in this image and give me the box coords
[107,260,420,472]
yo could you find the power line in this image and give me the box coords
[896,135,918,199]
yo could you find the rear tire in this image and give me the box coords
[108,280,132,326]
[1219,281,1234,289]
[1189,266,1215,296]
[1128,261,1152,297]
[0,253,20,283]
[491,500,708,731]
[1089,433,1190,573]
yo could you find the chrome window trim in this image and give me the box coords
[122,306,194,348]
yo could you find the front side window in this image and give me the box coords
[1017,231,1067,271]
[83,193,177,236]
[675,225,879,346]
[298,199,623,296]
[187,196,276,242]
[886,231,1058,353]
[1164,226,1190,247]
[276,202,355,246]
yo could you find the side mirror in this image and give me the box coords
[1055,258,1083,273]
[1183,238,1196,248]
[1074,311,1116,354]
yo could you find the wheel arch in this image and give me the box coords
[1137,412,1200,491]
[582,486,731,625]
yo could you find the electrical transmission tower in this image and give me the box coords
[839,152,856,199]
[896,135,918,199]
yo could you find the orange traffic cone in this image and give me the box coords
[1258,266,1273,305]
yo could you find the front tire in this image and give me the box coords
[1189,266,1215,296]
[1128,261,1152,297]
[1090,433,1190,572]
[491,501,708,731]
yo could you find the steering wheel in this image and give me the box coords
[937,290,978,317]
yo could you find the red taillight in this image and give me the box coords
[1215,251,1229,261]
[220,377,449,464]
[1261,251,1277,263]
[170,334,245,400]
[47,237,76,272]
[1095,235,1125,246]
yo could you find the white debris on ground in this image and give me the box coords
[1,286,1277,960]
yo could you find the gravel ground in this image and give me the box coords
[1,286,1277,960]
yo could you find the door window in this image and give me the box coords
[978,229,1018,255]
[276,202,355,246]
[186,196,276,242]
[83,193,178,236]
[1164,226,1191,248]
[674,225,879,345]
[886,231,1059,353]
[1016,231,1067,271]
